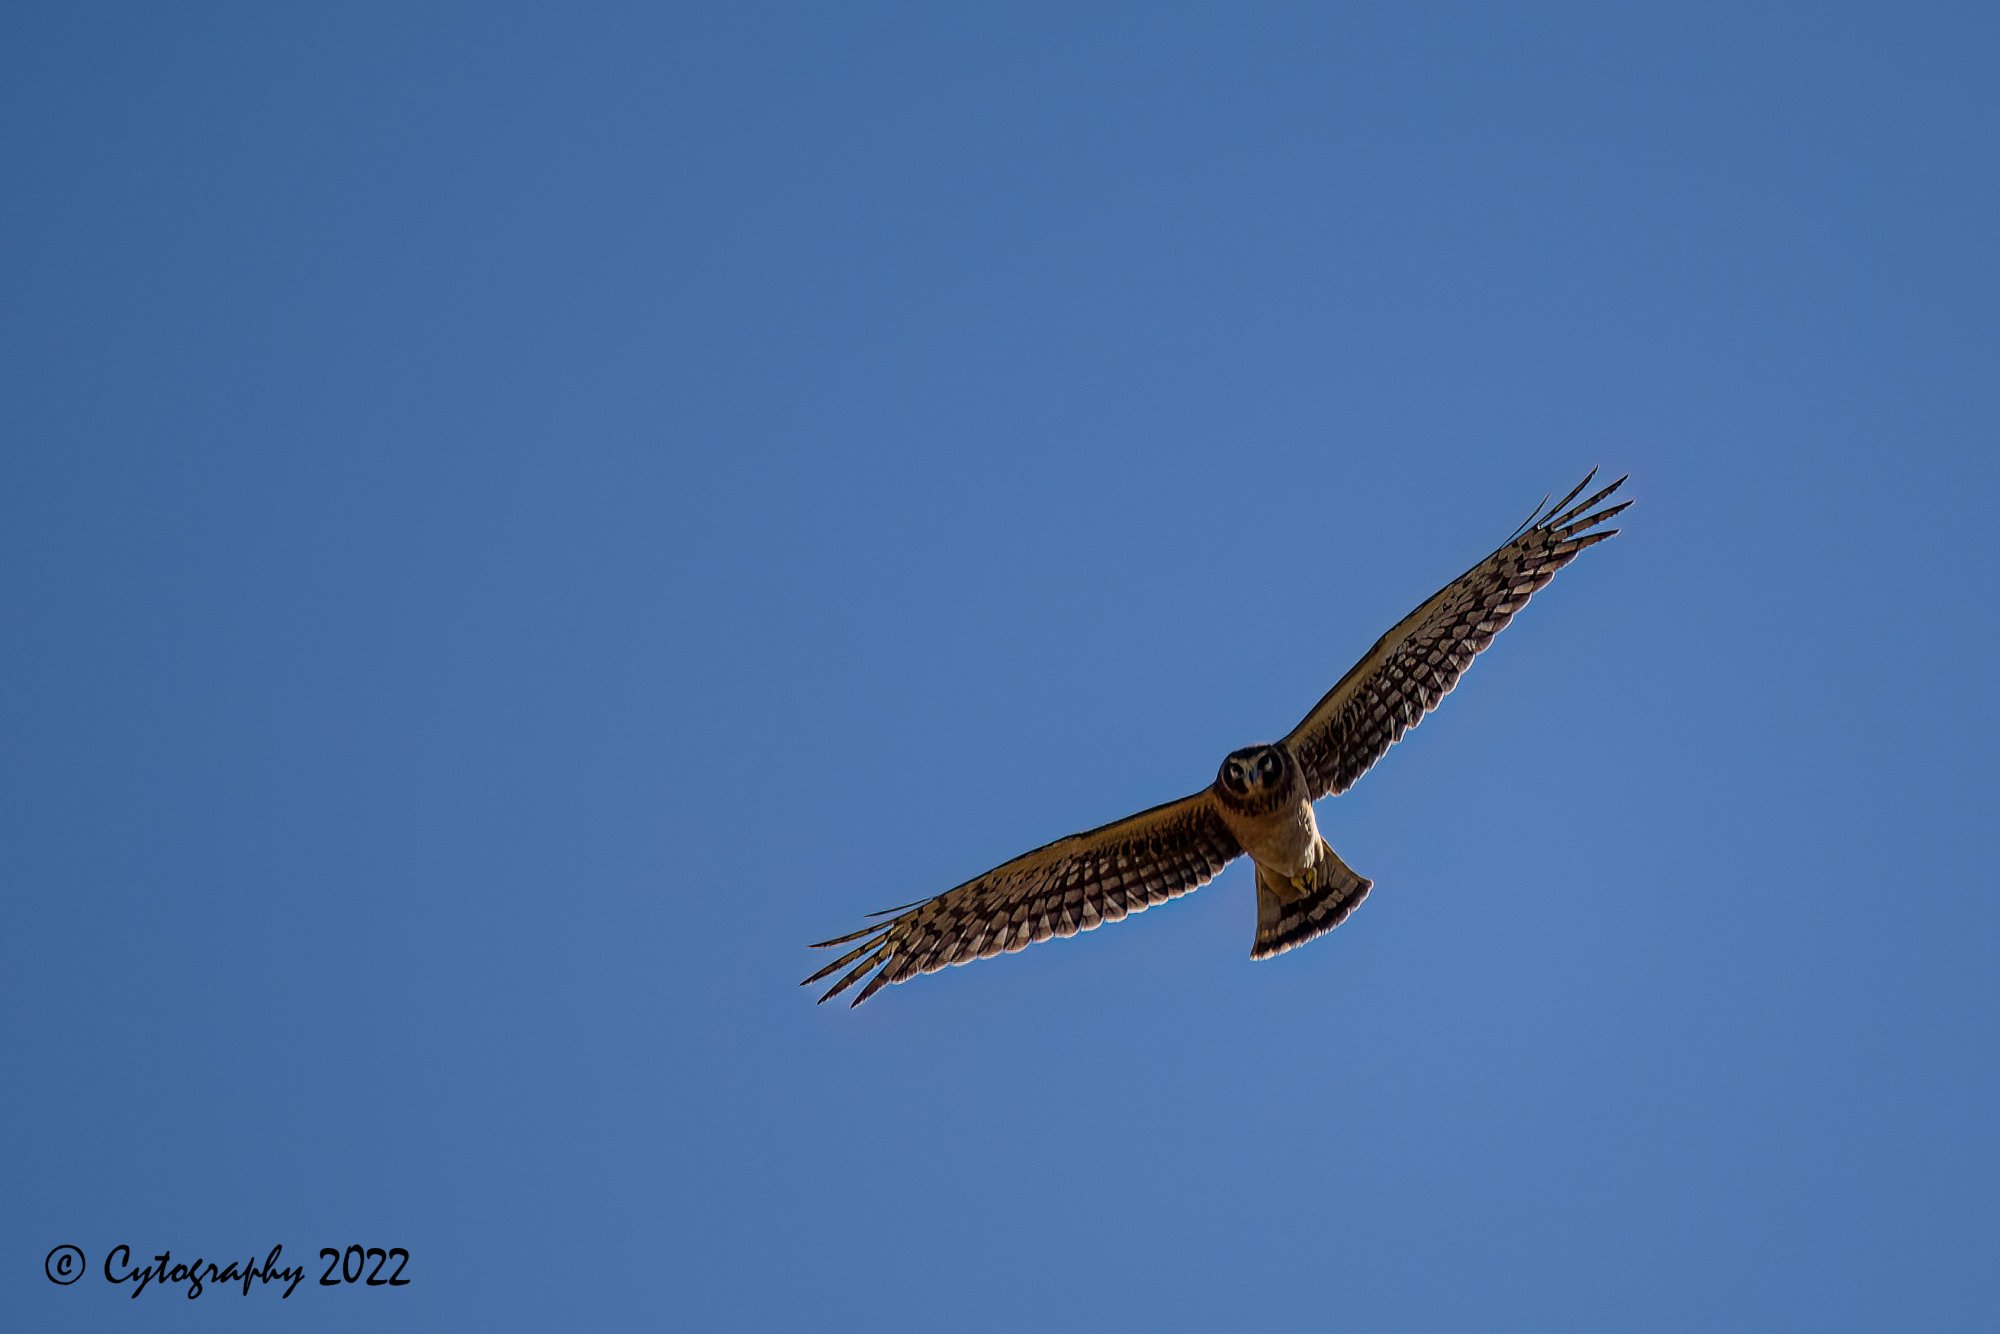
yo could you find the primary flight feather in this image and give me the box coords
[806,470,1628,1005]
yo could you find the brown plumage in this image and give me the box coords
[806,471,1628,1005]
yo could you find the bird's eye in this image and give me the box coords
[1261,753,1280,777]
[1225,763,1243,786]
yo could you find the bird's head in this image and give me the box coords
[1217,745,1292,802]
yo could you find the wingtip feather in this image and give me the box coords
[817,944,891,1004]
[851,970,896,1006]
[1554,498,1632,539]
[1549,474,1627,530]
[802,936,884,987]
[864,896,931,920]
[1540,469,1598,528]
[1558,528,1619,554]
[1508,491,1552,541]
[808,920,894,950]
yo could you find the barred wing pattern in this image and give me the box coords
[804,793,1241,1006]
[1283,471,1628,800]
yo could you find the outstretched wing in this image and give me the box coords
[1283,470,1628,800]
[804,792,1241,1006]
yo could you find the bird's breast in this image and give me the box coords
[1221,800,1321,877]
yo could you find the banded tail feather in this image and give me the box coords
[1252,842,1373,961]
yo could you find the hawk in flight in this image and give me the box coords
[806,470,1628,1006]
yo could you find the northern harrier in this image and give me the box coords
[806,470,1628,1005]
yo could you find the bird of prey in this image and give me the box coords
[805,470,1628,1006]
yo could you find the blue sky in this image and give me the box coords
[4,3,1995,1329]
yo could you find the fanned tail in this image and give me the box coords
[1251,843,1372,961]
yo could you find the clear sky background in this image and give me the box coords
[4,4,1996,1330]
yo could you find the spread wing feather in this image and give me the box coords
[1282,470,1626,800]
[804,792,1241,1006]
